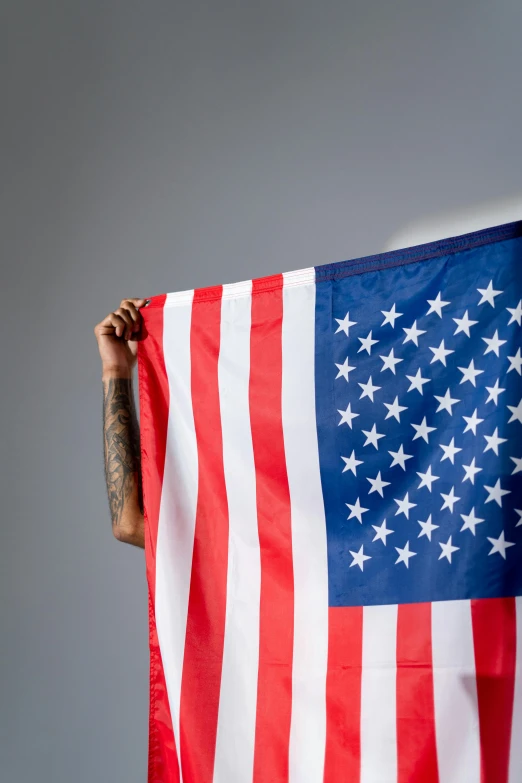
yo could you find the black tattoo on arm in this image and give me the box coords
[102,377,143,529]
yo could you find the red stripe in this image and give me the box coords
[179,288,229,783]
[396,602,438,783]
[324,606,363,783]
[250,276,294,783]
[137,294,180,783]
[471,597,517,783]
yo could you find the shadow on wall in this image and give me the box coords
[383,193,522,251]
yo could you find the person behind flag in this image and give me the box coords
[93,205,522,781]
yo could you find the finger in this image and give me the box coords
[94,313,130,339]
[103,313,127,338]
[121,300,140,319]
[121,299,150,336]
[114,307,134,338]
[96,313,123,331]
[121,297,149,309]
[120,301,142,333]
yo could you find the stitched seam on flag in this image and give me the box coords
[160,272,316,306]
[148,591,162,782]
[144,219,522,305]
[316,221,522,281]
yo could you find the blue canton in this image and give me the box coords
[314,231,522,607]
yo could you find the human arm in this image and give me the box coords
[94,298,149,548]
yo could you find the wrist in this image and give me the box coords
[102,364,135,381]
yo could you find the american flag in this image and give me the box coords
[137,219,522,783]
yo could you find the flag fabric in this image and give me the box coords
[137,219,522,783]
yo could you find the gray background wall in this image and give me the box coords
[2,1,521,781]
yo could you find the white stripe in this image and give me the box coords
[282,276,329,783]
[360,604,398,783]
[284,266,316,287]
[165,288,196,307]
[155,293,198,782]
[432,600,480,783]
[509,596,522,782]
[213,283,260,783]
[221,279,254,298]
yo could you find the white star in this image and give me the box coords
[427,292,450,317]
[460,508,485,535]
[510,456,522,475]
[484,479,511,507]
[379,348,403,375]
[335,312,357,336]
[394,492,417,519]
[462,457,482,485]
[487,531,515,559]
[411,416,436,443]
[516,510,522,528]
[384,396,407,422]
[367,471,390,497]
[335,357,356,382]
[395,541,417,568]
[341,450,363,476]
[439,437,462,464]
[402,320,426,346]
[372,519,394,545]
[337,403,359,428]
[429,339,454,366]
[358,376,381,402]
[483,427,507,456]
[507,300,522,326]
[439,536,459,564]
[358,330,378,355]
[482,330,506,357]
[416,465,439,492]
[507,348,522,375]
[440,486,461,513]
[508,398,522,424]
[346,497,369,524]
[485,380,505,405]
[463,408,484,434]
[478,280,502,307]
[362,424,385,450]
[389,444,414,470]
[418,514,439,541]
[349,544,372,571]
[434,388,460,415]
[458,359,484,387]
[453,310,478,337]
[406,368,431,395]
[381,303,403,328]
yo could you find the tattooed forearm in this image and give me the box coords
[102,377,143,530]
